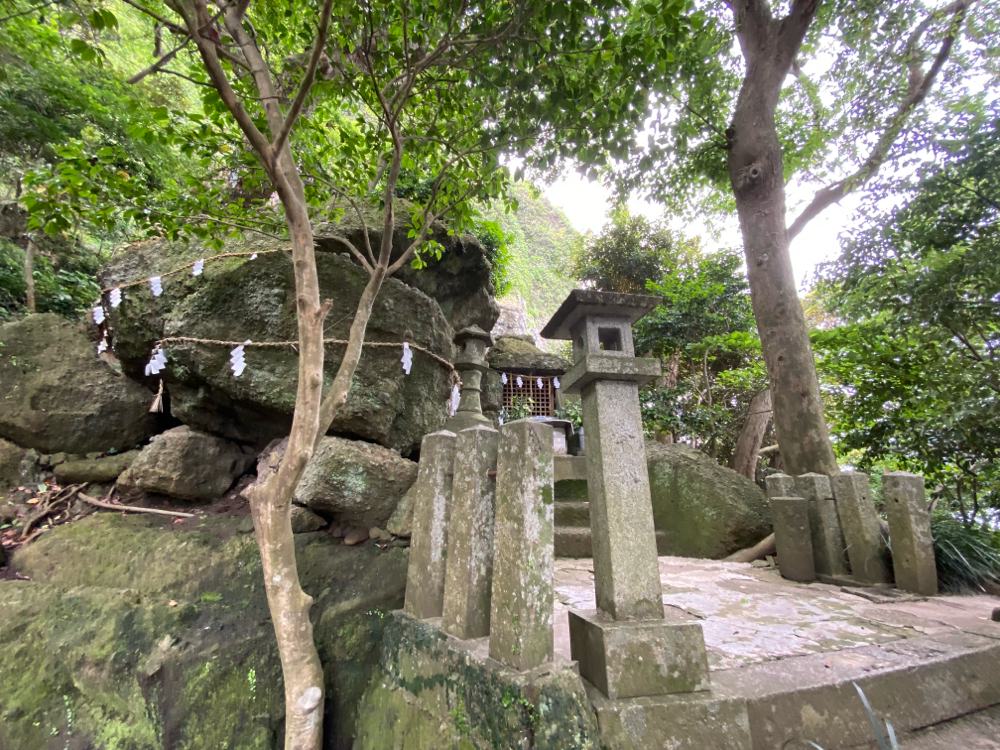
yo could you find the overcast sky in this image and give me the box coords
[541,170,860,289]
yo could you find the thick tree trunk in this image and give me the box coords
[726,0,838,477]
[729,388,771,480]
[23,239,35,312]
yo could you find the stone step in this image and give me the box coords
[555,501,591,527]
[587,631,1000,749]
[555,527,672,558]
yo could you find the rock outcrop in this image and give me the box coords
[99,239,457,454]
[1,513,407,750]
[0,314,159,454]
[647,443,772,559]
[118,426,256,501]
[53,449,140,485]
[0,438,23,489]
[314,203,500,333]
[293,436,418,528]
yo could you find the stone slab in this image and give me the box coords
[585,682,753,750]
[582,379,664,621]
[561,353,661,395]
[442,425,498,639]
[489,419,555,671]
[831,472,892,585]
[883,472,938,596]
[770,497,816,582]
[795,473,849,577]
[569,609,710,699]
[403,430,456,619]
[554,454,588,481]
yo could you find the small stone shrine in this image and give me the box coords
[541,289,710,699]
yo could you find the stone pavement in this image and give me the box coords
[554,556,1000,749]
[554,556,999,670]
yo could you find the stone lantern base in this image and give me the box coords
[568,609,710,700]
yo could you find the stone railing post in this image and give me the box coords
[831,473,891,585]
[883,472,937,596]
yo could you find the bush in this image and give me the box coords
[929,514,1000,593]
[0,238,100,319]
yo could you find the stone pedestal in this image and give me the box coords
[488,420,555,670]
[766,473,797,498]
[883,472,937,596]
[442,425,499,639]
[794,473,848,577]
[403,430,456,619]
[770,497,816,583]
[831,473,891,585]
[568,609,709,699]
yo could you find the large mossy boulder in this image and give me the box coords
[1,512,408,750]
[0,313,159,454]
[314,204,500,333]
[647,443,772,559]
[294,436,418,528]
[99,239,456,454]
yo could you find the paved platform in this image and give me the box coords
[553,556,1000,749]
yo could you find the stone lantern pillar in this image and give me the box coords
[444,325,494,433]
[542,290,709,699]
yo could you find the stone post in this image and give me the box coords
[543,290,709,699]
[488,419,555,670]
[831,473,891,585]
[770,497,816,582]
[403,430,456,619]
[883,472,938,596]
[444,326,494,433]
[794,473,848,577]
[766,473,797,499]
[442,425,499,639]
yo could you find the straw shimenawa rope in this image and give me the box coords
[99,248,286,293]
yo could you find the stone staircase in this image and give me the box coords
[553,455,670,557]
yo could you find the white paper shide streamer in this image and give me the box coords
[149,276,163,297]
[553,376,560,389]
[501,372,508,385]
[96,336,108,354]
[145,347,167,376]
[92,304,105,325]
[536,377,543,389]
[192,258,205,276]
[516,376,523,388]
[109,287,122,307]
[230,340,250,377]
[401,341,413,375]
[449,384,460,415]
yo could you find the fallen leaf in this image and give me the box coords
[824,662,833,668]
[26,497,40,505]
[172,518,184,524]
[168,600,178,607]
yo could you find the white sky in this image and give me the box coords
[542,170,859,289]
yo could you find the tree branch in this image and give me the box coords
[788,0,972,239]
[269,0,334,163]
[127,35,192,83]
[0,0,60,23]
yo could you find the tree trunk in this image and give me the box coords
[23,239,35,312]
[729,388,771,480]
[726,0,838,477]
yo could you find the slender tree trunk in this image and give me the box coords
[23,239,35,312]
[730,388,771,480]
[726,0,838,477]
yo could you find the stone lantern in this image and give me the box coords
[542,290,710,700]
[444,325,494,433]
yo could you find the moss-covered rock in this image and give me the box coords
[1,512,408,749]
[0,437,22,488]
[0,313,159,454]
[99,238,456,454]
[354,613,601,750]
[647,443,772,559]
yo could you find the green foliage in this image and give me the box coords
[814,111,1000,522]
[471,217,513,298]
[571,207,685,294]
[499,394,534,424]
[929,514,1000,593]
[0,238,99,319]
